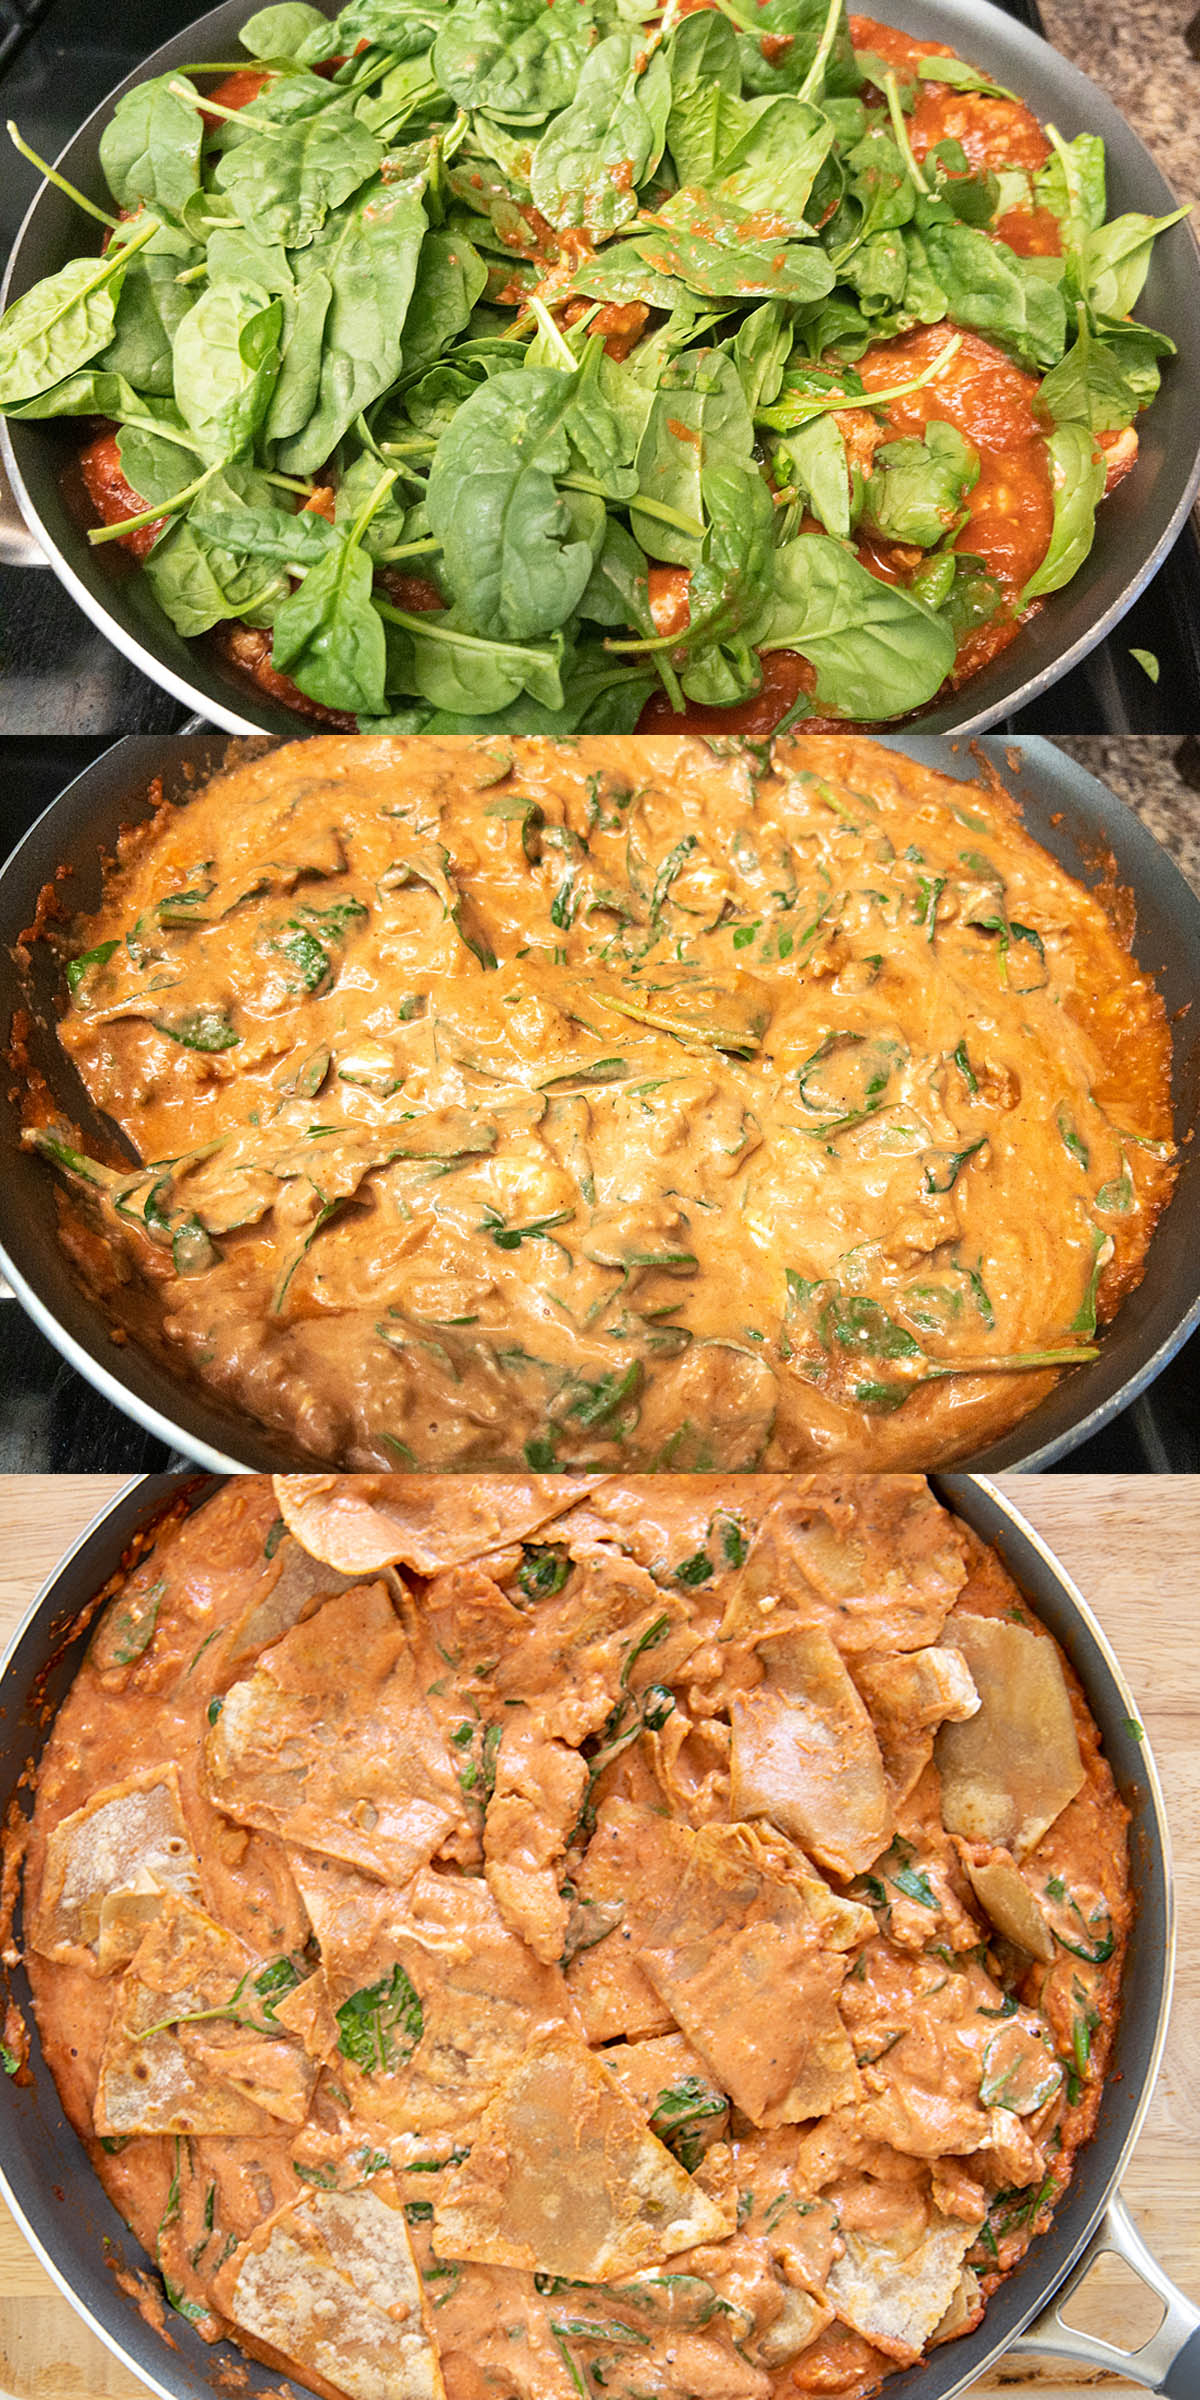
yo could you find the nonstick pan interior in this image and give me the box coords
[0,735,1197,1471]
[0,1471,1175,2400]
[1,0,1199,736]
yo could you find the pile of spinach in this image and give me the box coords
[0,0,1183,728]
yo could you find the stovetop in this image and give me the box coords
[2,738,1196,1474]
[2,0,1200,735]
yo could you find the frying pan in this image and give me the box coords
[0,1470,1195,2400]
[1,731,1197,1473]
[1,0,1199,737]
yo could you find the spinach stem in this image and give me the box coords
[561,473,705,538]
[87,460,221,544]
[375,536,442,561]
[6,119,122,228]
[798,0,847,102]
[168,81,277,132]
[349,465,398,552]
[528,294,577,372]
[882,71,932,197]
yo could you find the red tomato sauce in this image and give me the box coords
[638,649,822,735]
[78,431,163,561]
[909,86,1050,173]
[200,67,269,125]
[857,324,1053,602]
[848,14,954,70]
[993,205,1063,256]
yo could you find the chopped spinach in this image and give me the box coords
[336,1962,424,2073]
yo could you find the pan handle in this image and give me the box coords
[1010,2192,1200,2393]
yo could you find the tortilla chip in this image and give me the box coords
[636,1822,862,2126]
[756,2285,833,2367]
[489,1548,697,1746]
[216,2184,443,2400]
[29,1766,202,1974]
[432,2030,728,2278]
[226,1536,362,1673]
[95,1896,319,2137]
[205,1582,469,1883]
[290,1852,576,2140]
[935,1614,1085,1856]
[724,1480,967,1654]
[930,2266,983,2345]
[729,1625,891,1878]
[566,1798,691,2041]
[853,1647,980,1808]
[271,1963,341,2061]
[827,2209,979,2364]
[273,1474,600,1576]
[600,2031,723,2122]
[551,1478,792,1589]
[483,1713,589,1964]
[963,1855,1055,1964]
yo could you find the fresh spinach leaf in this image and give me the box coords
[531,34,670,235]
[172,280,283,464]
[99,74,204,217]
[426,360,617,637]
[763,535,956,718]
[858,419,979,549]
[433,0,600,120]
[1019,423,1105,604]
[272,529,389,714]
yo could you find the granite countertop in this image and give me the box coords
[1050,734,1200,890]
[1038,0,1200,203]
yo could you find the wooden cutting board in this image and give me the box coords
[0,1475,1195,2400]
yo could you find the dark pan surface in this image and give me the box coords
[0,1471,1174,2400]
[0,734,1197,1472]
[1,0,1200,737]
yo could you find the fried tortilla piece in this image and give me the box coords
[431,2029,729,2278]
[962,1852,1055,1963]
[271,1963,341,2062]
[29,1765,203,1974]
[601,2031,730,2163]
[215,2184,443,2400]
[729,1625,891,1879]
[95,1895,319,2137]
[636,1822,862,2126]
[273,1474,600,1576]
[853,1648,980,1809]
[205,1582,470,1883]
[566,1797,691,2041]
[826,2209,980,2365]
[483,1709,589,1964]
[935,1613,1085,1856]
[724,1479,967,1655]
[490,1547,697,1745]
[290,1852,576,2140]
[226,1535,363,1673]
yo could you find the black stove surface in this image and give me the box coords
[1,736,1196,1474]
[2,0,1200,735]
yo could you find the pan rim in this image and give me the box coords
[1,0,1200,736]
[0,1467,1177,2400]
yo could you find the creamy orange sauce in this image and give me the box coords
[24,734,1174,1471]
[23,1474,1130,2400]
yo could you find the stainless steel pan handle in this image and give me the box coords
[1011,2192,1200,2394]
